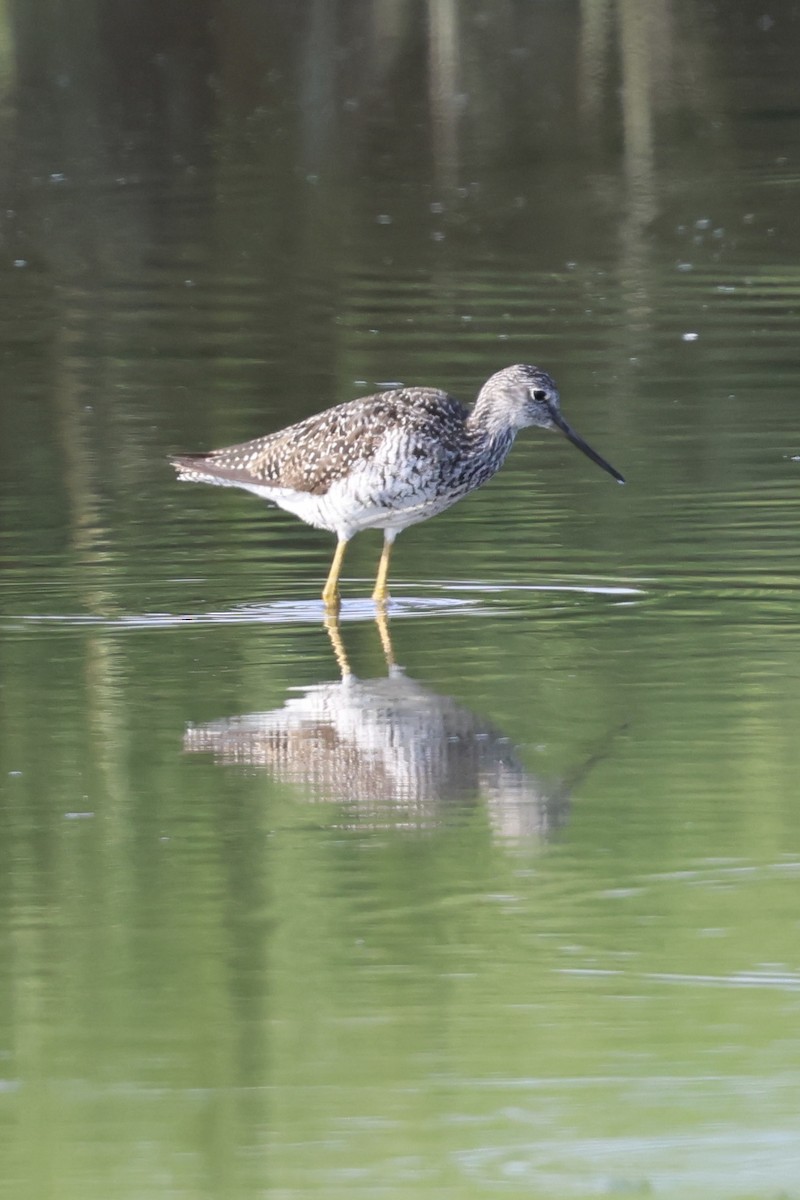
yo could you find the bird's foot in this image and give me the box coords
[322,588,342,616]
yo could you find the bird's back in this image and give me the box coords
[171,386,471,496]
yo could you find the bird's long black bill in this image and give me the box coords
[550,410,625,484]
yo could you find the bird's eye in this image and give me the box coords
[533,389,548,402]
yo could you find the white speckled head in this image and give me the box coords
[477,364,625,484]
[478,364,562,430]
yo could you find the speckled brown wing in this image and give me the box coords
[171,388,468,496]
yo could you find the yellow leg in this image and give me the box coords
[322,539,348,611]
[372,536,394,605]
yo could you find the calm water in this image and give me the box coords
[2,4,800,1197]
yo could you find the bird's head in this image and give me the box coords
[481,364,625,485]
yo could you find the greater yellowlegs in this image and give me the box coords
[170,363,624,610]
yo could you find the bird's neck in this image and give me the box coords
[466,401,518,466]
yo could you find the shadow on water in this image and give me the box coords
[183,614,622,847]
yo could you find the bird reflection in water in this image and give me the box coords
[184,616,613,846]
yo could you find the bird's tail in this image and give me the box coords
[168,454,268,490]
[169,454,218,484]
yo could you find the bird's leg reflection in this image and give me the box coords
[323,608,398,677]
[375,608,397,671]
[324,613,352,678]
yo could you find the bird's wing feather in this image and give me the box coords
[172,389,468,496]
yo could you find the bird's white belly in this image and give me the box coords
[238,457,462,540]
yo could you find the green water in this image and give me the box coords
[3,4,800,1197]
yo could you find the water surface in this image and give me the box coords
[2,5,800,1198]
